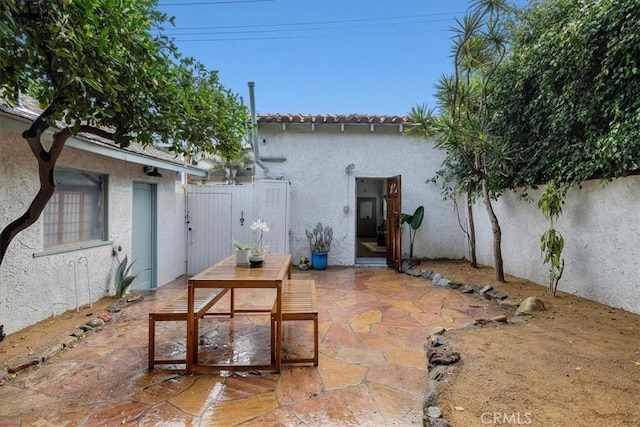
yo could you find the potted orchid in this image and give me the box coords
[249,219,269,267]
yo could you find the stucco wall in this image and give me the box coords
[0,128,186,334]
[255,124,467,265]
[473,177,640,315]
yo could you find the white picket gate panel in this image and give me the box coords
[254,180,290,255]
[184,181,290,275]
[186,187,232,275]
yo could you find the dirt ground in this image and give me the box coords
[1,260,639,426]
[424,260,640,427]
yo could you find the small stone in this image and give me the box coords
[42,344,64,361]
[70,329,86,338]
[454,406,465,411]
[107,303,122,313]
[431,273,442,284]
[425,418,452,427]
[491,315,509,323]
[430,336,445,347]
[406,268,423,277]
[423,380,439,406]
[515,297,546,316]
[8,358,39,374]
[428,349,460,366]
[484,289,508,300]
[459,322,477,330]
[435,278,450,287]
[479,285,493,295]
[427,406,442,418]
[98,313,112,323]
[86,318,105,328]
[125,292,145,304]
[421,270,433,279]
[499,299,521,309]
[460,286,475,294]
[447,282,463,290]
[427,327,446,337]
[79,324,92,332]
[429,365,446,381]
[62,336,78,348]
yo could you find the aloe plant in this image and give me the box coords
[401,206,424,259]
[114,255,138,298]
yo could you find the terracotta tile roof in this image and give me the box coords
[257,113,411,125]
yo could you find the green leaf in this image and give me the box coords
[83,78,103,93]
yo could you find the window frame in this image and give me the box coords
[35,168,110,257]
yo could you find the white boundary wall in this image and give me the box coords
[473,176,640,315]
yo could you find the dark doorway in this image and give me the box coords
[354,178,386,265]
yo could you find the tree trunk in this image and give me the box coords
[482,176,505,282]
[0,124,69,266]
[466,182,478,268]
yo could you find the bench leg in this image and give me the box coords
[148,315,155,370]
[270,313,276,364]
[313,316,319,366]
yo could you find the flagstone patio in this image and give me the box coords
[0,265,507,426]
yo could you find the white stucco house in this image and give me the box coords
[0,99,206,335]
[254,113,466,267]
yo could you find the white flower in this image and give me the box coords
[250,219,269,251]
[250,219,269,233]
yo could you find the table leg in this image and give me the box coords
[230,288,235,318]
[186,283,195,374]
[275,282,282,373]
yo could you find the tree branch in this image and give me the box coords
[0,122,72,265]
[78,125,116,141]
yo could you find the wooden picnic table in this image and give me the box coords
[186,253,292,374]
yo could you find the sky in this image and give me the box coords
[156,0,528,116]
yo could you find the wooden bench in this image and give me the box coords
[271,279,318,366]
[148,288,229,369]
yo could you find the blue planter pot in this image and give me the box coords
[311,252,328,270]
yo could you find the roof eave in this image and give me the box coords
[0,110,208,178]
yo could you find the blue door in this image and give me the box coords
[132,182,156,291]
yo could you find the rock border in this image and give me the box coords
[400,259,546,427]
[0,294,144,382]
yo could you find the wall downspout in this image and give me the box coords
[248,82,270,178]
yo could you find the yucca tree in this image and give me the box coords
[409,0,514,281]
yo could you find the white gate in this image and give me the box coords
[184,180,289,275]
[255,180,291,254]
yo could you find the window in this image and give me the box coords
[43,169,107,249]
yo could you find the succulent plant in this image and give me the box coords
[305,222,333,253]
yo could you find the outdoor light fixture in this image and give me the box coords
[345,163,355,174]
[143,166,163,177]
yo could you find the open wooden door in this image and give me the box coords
[385,175,402,271]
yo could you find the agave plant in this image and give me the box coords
[114,255,138,298]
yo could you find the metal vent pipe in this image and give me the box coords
[248,82,269,177]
